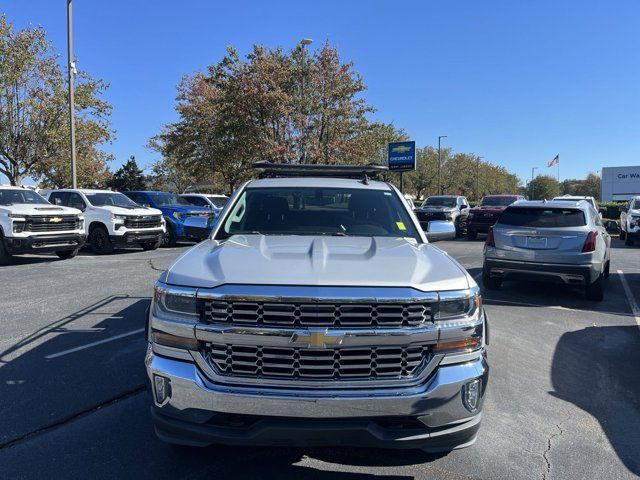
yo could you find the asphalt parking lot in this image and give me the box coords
[1,239,639,479]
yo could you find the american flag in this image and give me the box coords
[547,154,559,167]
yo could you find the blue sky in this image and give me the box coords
[4,0,640,185]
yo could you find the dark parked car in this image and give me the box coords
[467,195,524,240]
[414,195,470,237]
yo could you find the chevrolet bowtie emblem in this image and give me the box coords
[290,329,344,349]
[50,217,62,223]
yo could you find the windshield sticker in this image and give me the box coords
[396,221,407,231]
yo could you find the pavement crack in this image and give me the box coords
[542,423,564,480]
[0,385,146,451]
[148,258,164,272]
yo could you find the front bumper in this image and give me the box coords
[467,222,495,233]
[146,349,488,450]
[110,229,163,246]
[3,233,86,254]
[484,257,598,285]
[625,228,640,240]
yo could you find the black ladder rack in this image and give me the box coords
[252,161,388,182]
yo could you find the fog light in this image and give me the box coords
[153,375,171,404]
[462,378,481,412]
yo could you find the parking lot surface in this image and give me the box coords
[1,240,639,479]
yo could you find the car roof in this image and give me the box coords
[0,185,28,190]
[426,195,458,198]
[51,188,113,194]
[483,194,521,198]
[510,199,589,209]
[553,195,594,200]
[246,177,392,190]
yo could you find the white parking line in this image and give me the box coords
[617,270,640,329]
[45,328,145,360]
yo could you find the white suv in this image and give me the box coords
[46,189,165,254]
[0,186,85,264]
[620,196,640,246]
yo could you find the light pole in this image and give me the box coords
[300,38,312,163]
[67,0,77,188]
[476,156,483,201]
[437,135,447,195]
[530,167,538,199]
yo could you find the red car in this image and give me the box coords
[467,194,525,240]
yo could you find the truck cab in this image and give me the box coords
[0,186,85,264]
[46,189,165,254]
[124,191,216,247]
[145,163,488,452]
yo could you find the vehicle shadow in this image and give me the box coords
[0,296,150,446]
[0,253,61,266]
[550,325,640,475]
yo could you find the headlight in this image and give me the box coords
[172,211,183,220]
[152,283,198,319]
[435,287,480,320]
[631,215,640,228]
[111,214,126,222]
[8,214,25,220]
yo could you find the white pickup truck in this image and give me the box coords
[0,186,85,264]
[620,196,640,246]
[45,189,165,254]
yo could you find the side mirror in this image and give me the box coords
[424,220,456,242]
[599,206,607,213]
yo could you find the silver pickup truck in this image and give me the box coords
[145,163,489,452]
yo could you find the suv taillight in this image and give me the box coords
[582,231,597,252]
[485,227,495,247]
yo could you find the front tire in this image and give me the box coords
[161,225,177,248]
[0,236,13,266]
[56,249,79,260]
[586,274,604,301]
[482,266,502,290]
[89,226,114,254]
[467,229,478,241]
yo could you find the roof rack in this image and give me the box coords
[252,161,388,183]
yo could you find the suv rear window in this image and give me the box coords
[499,207,586,228]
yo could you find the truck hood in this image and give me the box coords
[97,205,162,216]
[165,235,471,292]
[0,204,82,216]
[160,205,210,215]
[415,206,456,213]
[470,206,506,215]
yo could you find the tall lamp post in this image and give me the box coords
[66,0,77,188]
[530,167,538,199]
[299,38,313,163]
[476,156,483,201]
[437,135,447,195]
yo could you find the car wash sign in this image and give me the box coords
[388,141,416,171]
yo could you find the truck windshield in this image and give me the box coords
[86,192,139,207]
[0,189,49,205]
[632,199,640,209]
[499,207,586,228]
[422,197,457,207]
[149,192,191,206]
[207,196,228,208]
[218,187,420,240]
[481,196,517,207]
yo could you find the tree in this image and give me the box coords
[0,15,112,187]
[108,155,145,191]
[574,172,600,199]
[529,175,560,200]
[151,42,381,191]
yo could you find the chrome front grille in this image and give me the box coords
[203,300,432,328]
[202,343,429,381]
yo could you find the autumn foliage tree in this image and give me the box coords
[0,15,112,187]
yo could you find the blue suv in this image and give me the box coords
[124,191,214,247]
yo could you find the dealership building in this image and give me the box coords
[601,166,640,201]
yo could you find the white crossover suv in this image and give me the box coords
[0,186,85,264]
[145,163,489,452]
[620,196,640,246]
[45,189,165,254]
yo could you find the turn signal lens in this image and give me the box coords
[433,337,481,353]
[152,331,200,350]
[485,227,495,247]
[582,231,597,252]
